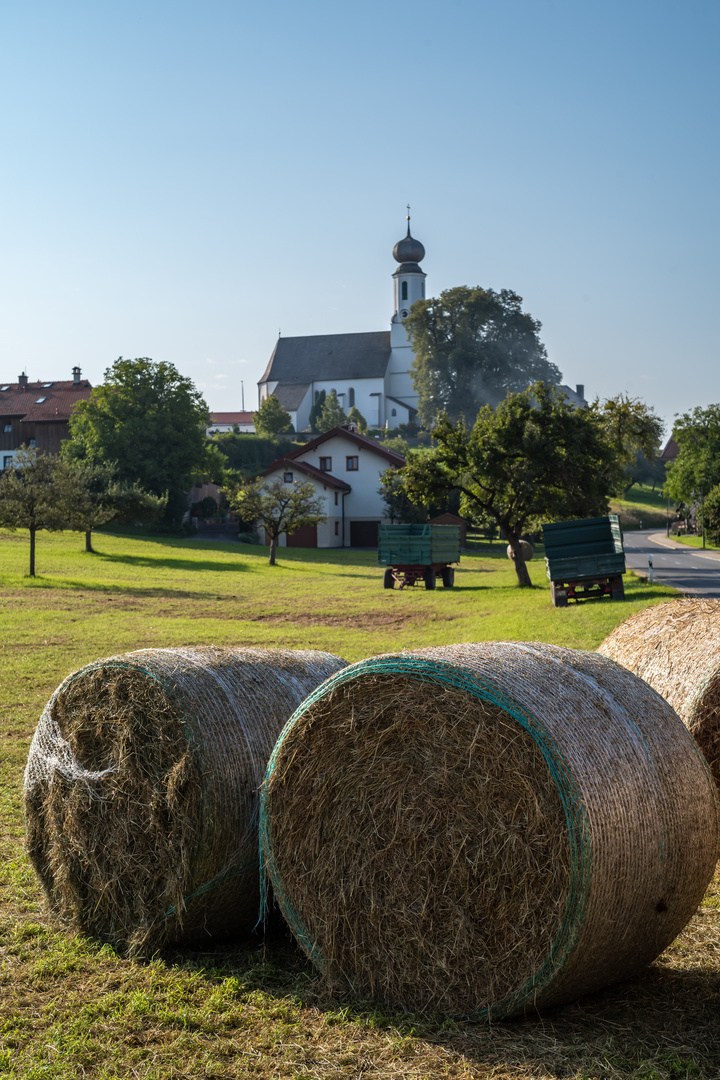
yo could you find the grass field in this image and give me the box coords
[609,485,669,531]
[1,527,718,1080]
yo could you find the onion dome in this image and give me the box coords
[393,222,425,265]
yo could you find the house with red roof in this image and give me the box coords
[0,368,92,469]
[260,423,405,548]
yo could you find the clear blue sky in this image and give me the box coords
[1,0,717,437]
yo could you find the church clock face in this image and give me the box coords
[400,309,409,318]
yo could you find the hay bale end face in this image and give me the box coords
[506,539,534,562]
[24,646,346,955]
[598,599,720,788]
[260,642,720,1019]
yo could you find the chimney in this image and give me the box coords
[72,366,81,385]
[18,373,28,392]
[575,384,585,400]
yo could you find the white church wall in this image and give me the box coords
[309,378,386,429]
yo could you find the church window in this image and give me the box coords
[319,457,332,472]
[283,471,293,482]
[401,281,408,301]
[348,387,355,407]
[29,439,36,448]
[391,409,397,417]
[335,522,339,536]
[346,456,358,471]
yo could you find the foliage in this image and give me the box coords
[64,461,167,552]
[226,476,327,565]
[702,485,720,546]
[317,389,347,432]
[64,357,211,524]
[253,394,294,437]
[208,432,297,478]
[379,463,461,524]
[0,446,69,574]
[590,394,664,493]
[664,404,720,504]
[404,285,561,426]
[308,390,326,433]
[346,406,368,433]
[400,383,619,586]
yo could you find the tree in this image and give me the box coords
[346,406,368,433]
[64,357,211,523]
[703,485,720,547]
[0,447,69,576]
[253,394,294,437]
[590,394,664,493]
[664,404,720,505]
[308,391,326,433]
[226,477,327,565]
[64,461,167,552]
[400,383,620,587]
[404,286,562,427]
[318,390,346,432]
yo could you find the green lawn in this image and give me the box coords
[1,526,717,1080]
[609,483,670,530]
[673,534,720,551]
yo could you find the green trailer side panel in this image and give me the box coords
[378,524,461,566]
[541,515,626,583]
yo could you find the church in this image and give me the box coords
[257,218,587,429]
[257,217,427,431]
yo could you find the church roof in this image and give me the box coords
[259,331,391,386]
[271,382,311,412]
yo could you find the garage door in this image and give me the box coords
[286,524,318,548]
[350,520,380,547]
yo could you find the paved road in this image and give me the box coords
[622,529,720,597]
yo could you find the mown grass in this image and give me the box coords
[1,526,717,1079]
[673,535,720,552]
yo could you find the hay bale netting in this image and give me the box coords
[260,642,720,1019]
[598,599,720,788]
[24,646,346,955]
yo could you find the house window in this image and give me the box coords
[29,439,36,448]
[401,281,408,301]
[319,457,332,472]
[335,522,339,536]
[334,491,339,506]
[3,456,12,469]
[283,471,293,482]
[348,387,355,407]
[346,456,358,471]
[3,423,11,432]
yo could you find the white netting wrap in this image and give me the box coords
[24,646,345,954]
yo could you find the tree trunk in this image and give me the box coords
[507,533,532,588]
[269,534,277,566]
[29,526,36,577]
[85,530,94,553]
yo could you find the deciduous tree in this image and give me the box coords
[591,394,664,493]
[253,394,294,437]
[64,461,167,552]
[226,477,326,565]
[664,404,720,505]
[64,357,212,523]
[400,383,620,586]
[404,286,561,426]
[0,447,69,575]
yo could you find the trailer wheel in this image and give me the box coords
[383,569,395,589]
[551,582,568,608]
[610,575,625,601]
[424,568,436,591]
[442,567,455,588]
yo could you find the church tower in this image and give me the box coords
[386,212,425,413]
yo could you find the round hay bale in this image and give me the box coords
[598,599,720,788]
[25,646,345,955]
[260,642,719,1019]
[507,539,534,561]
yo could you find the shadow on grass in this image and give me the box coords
[165,930,720,1079]
[94,552,251,574]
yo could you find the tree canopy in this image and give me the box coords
[226,477,326,565]
[664,404,720,504]
[400,383,620,586]
[318,390,347,432]
[590,394,664,493]
[0,447,69,575]
[404,286,561,426]
[64,357,212,523]
[253,394,294,437]
[64,461,166,552]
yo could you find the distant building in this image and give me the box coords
[660,436,679,464]
[207,411,255,435]
[260,423,406,548]
[0,368,92,469]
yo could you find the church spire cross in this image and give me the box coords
[406,204,411,235]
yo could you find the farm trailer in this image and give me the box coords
[541,515,627,607]
[378,524,461,590]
